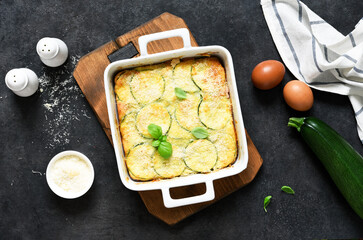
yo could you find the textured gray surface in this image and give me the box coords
[0,0,362,239]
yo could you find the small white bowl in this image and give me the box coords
[46,150,94,199]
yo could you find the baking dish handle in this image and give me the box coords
[138,28,192,56]
[161,180,215,208]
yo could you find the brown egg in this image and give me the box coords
[251,60,285,90]
[283,80,314,111]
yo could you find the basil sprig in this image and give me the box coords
[148,124,172,159]
[175,87,187,99]
[281,186,295,194]
[158,141,172,159]
[152,140,161,147]
[264,195,272,212]
[191,127,209,139]
[148,124,162,139]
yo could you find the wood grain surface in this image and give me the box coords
[73,12,263,225]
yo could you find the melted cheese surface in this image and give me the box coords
[115,57,237,181]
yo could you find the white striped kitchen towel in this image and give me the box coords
[261,0,363,144]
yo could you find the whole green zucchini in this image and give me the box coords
[288,117,363,219]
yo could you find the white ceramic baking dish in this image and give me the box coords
[104,28,248,208]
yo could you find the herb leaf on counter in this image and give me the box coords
[264,195,272,212]
[281,186,295,194]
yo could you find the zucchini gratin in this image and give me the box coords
[114,57,237,181]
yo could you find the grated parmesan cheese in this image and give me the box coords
[49,155,92,193]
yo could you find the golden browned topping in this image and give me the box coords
[114,57,237,181]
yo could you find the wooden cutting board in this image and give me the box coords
[73,12,263,225]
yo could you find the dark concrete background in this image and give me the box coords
[1,0,362,239]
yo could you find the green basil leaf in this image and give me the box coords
[161,135,167,142]
[158,141,173,159]
[191,127,209,139]
[152,140,161,147]
[175,87,187,99]
[148,124,162,139]
[264,195,272,212]
[158,135,163,141]
[281,186,295,194]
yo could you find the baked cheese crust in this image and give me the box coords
[114,57,237,181]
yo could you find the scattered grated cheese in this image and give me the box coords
[31,170,43,176]
[38,55,90,149]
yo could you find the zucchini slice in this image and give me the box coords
[199,95,232,130]
[175,93,202,131]
[114,70,134,98]
[168,117,194,139]
[173,59,199,92]
[160,65,177,103]
[184,139,217,172]
[120,112,148,155]
[126,143,157,180]
[191,57,227,96]
[128,170,147,181]
[181,167,197,176]
[116,100,140,123]
[210,133,237,169]
[136,102,171,138]
[153,145,185,178]
[130,70,165,105]
[115,71,139,120]
[167,137,191,148]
